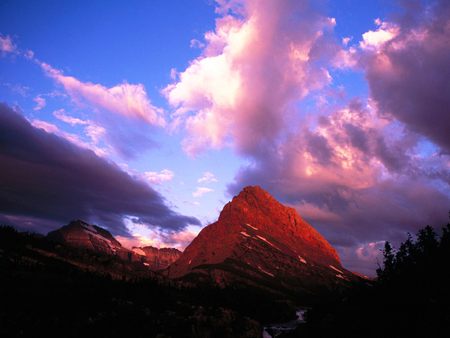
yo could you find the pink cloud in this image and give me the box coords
[359,20,399,50]
[0,34,16,54]
[33,96,46,111]
[144,169,175,185]
[358,0,450,153]
[197,171,218,184]
[164,0,338,155]
[31,119,59,134]
[53,109,88,126]
[40,62,166,127]
[121,218,201,250]
[52,109,107,149]
[192,187,214,198]
[31,118,107,157]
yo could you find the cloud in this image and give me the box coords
[117,221,201,250]
[144,169,175,185]
[0,34,16,54]
[1,82,30,97]
[359,19,399,50]
[164,0,338,155]
[53,109,88,125]
[358,0,450,153]
[37,62,162,159]
[32,96,46,111]
[52,109,107,149]
[40,62,166,127]
[0,104,199,236]
[197,171,218,184]
[192,187,214,198]
[53,106,155,159]
[32,115,107,157]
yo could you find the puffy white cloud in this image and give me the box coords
[164,0,338,155]
[360,19,399,50]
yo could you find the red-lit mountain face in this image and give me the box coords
[168,186,359,297]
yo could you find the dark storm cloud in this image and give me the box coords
[0,104,199,235]
[363,0,450,153]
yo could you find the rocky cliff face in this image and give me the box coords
[168,186,358,296]
[132,246,181,270]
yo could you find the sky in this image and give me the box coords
[1,0,449,275]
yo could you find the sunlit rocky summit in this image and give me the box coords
[168,186,358,296]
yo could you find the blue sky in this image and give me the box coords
[0,0,235,224]
[1,0,449,275]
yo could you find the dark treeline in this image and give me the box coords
[285,217,450,338]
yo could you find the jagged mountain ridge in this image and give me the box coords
[168,186,359,296]
[132,246,181,270]
[47,220,179,270]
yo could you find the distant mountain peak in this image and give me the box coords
[47,220,122,254]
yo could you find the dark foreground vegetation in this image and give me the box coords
[284,218,450,338]
[2,217,450,338]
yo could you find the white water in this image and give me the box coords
[262,308,307,337]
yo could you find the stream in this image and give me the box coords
[262,308,307,337]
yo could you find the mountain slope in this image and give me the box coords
[168,186,358,296]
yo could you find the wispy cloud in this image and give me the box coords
[32,95,46,111]
[52,109,107,153]
[144,169,175,185]
[31,118,107,157]
[40,62,166,127]
[192,187,214,198]
[197,171,218,184]
[53,109,88,125]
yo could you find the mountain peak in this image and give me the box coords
[218,185,280,222]
[217,186,340,262]
[168,186,351,293]
[47,220,122,254]
[238,185,273,198]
